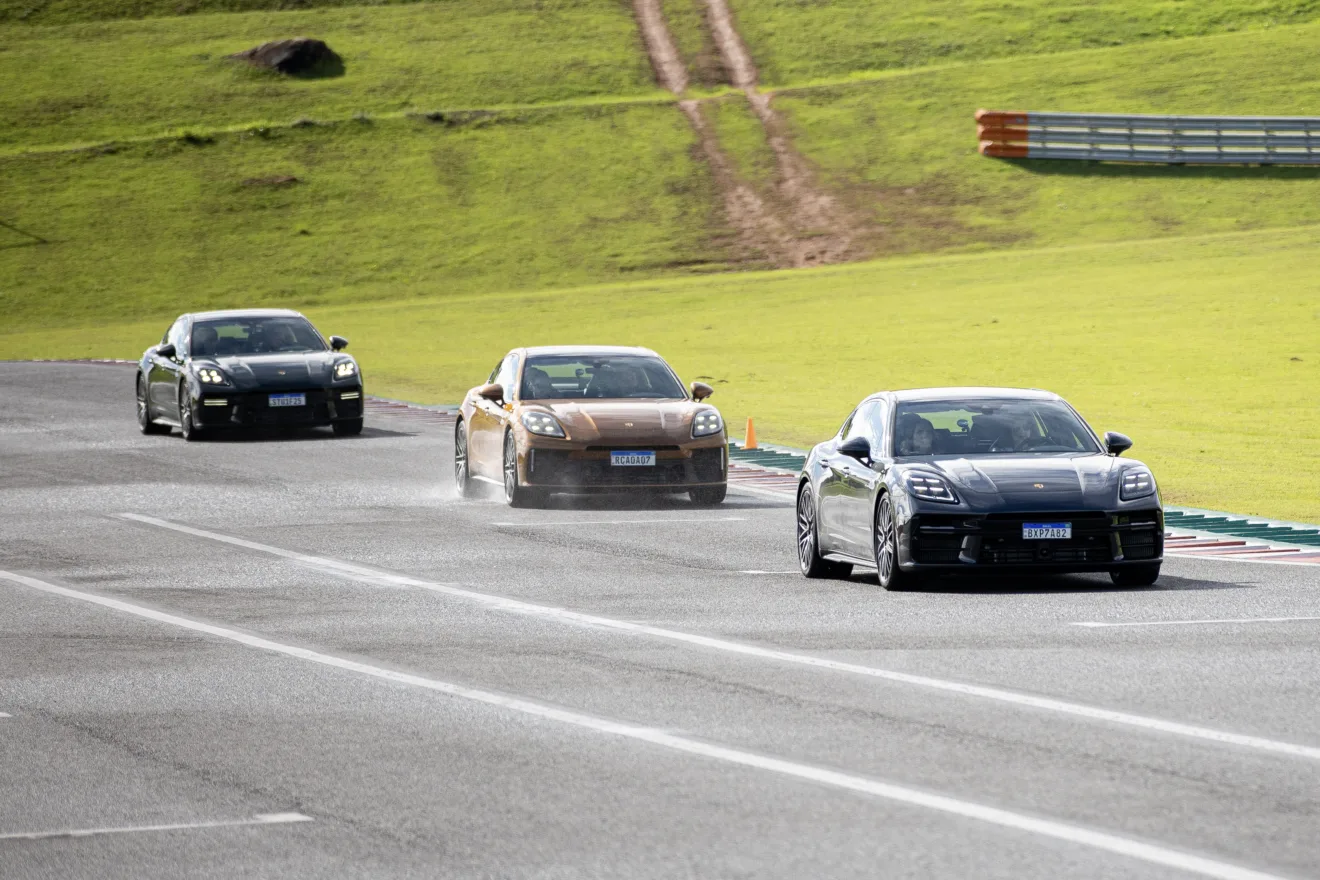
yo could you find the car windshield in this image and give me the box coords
[894,398,1101,456]
[191,317,326,356]
[520,355,686,400]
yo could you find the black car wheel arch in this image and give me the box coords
[874,493,917,591]
[797,482,852,580]
[137,375,169,435]
[178,383,204,442]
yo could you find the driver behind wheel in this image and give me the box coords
[268,323,299,351]
[1010,416,1040,451]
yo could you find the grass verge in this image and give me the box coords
[4,225,1318,522]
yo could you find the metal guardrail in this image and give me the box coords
[976,109,1320,165]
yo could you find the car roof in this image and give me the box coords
[869,387,1062,403]
[520,345,661,358]
[187,308,307,321]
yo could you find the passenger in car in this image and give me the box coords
[193,326,219,356]
[523,367,555,399]
[898,417,936,455]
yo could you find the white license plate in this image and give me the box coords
[268,393,306,408]
[611,451,655,467]
[1023,522,1071,540]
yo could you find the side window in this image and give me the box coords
[846,402,878,453]
[169,320,189,357]
[865,401,890,456]
[161,319,187,358]
[495,354,520,399]
[486,358,504,384]
[837,409,857,440]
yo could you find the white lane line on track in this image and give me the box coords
[1074,616,1320,629]
[0,571,1290,880]
[493,517,746,527]
[116,513,1320,764]
[0,713,11,718]
[738,570,801,575]
[0,812,312,841]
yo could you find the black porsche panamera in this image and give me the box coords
[796,388,1163,590]
[135,309,364,440]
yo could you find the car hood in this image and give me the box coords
[525,400,709,444]
[195,352,350,391]
[899,453,1149,511]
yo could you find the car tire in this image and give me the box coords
[333,418,364,436]
[178,384,205,442]
[137,376,169,435]
[796,483,852,579]
[874,493,919,591]
[503,430,544,508]
[1110,563,1161,587]
[689,485,727,506]
[454,419,473,499]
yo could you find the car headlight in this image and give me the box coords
[333,360,358,380]
[906,473,959,504]
[521,411,566,438]
[1120,469,1156,500]
[196,368,228,386]
[691,409,723,438]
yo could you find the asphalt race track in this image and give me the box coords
[3,363,1319,880]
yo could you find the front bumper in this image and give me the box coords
[520,443,727,492]
[195,387,363,428]
[900,508,1163,572]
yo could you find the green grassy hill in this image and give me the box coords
[0,2,659,151]
[3,0,1319,519]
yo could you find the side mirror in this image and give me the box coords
[477,383,504,404]
[690,381,714,401]
[839,436,872,463]
[330,335,349,351]
[156,343,176,360]
[1104,431,1133,456]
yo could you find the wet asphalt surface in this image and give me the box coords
[2,362,1319,880]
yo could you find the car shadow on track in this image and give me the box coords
[532,495,777,512]
[194,426,415,442]
[838,571,1251,594]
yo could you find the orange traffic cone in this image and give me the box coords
[743,417,758,450]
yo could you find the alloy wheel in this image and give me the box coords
[796,489,816,572]
[875,499,896,585]
[454,423,469,491]
[503,432,518,502]
[179,389,194,440]
[136,379,149,427]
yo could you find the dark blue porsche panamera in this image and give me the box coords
[796,388,1163,590]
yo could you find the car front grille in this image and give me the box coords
[909,510,1163,566]
[529,447,724,488]
[198,389,361,427]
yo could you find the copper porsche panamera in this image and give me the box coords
[454,346,728,507]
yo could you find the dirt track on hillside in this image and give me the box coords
[632,0,857,268]
[701,0,855,265]
[633,0,798,266]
